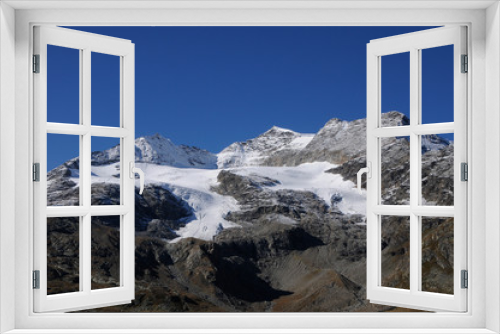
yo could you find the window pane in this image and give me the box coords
[47,45,80,124]
[47,217,80,295]
[381,216,410,290]
[421,133,454,206]
[47,133,80,206]
[91,52,120,127]
[91,216,120,290]
[381,137,410,205]
[421,217,454,294]
[381,52,410,127]
[91,137,121,206]
[421,45,454,124]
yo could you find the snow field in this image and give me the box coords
[75,161,367,241]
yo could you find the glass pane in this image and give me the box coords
[91,216,120,290]
[91,52,120,127]
[91,137,121,206]
[47,217,80,295]
[47,134,80,206]
[381,216,410,290]
[421,45,454,124]
[421,217,454,294]
[47,45,80,124]
[381,52,410,127]
[381,137,410,205]
[421,133,454,206]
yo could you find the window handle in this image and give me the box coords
[356,162,371,194]
[129,162,145,195]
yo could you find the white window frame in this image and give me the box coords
[0,1,499,333]
[33,26,136,312]
[366,26,468,312]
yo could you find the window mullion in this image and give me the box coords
[81,47,92,294]
[409,48,420,294]
[78,48,84,293]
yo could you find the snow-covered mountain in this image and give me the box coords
[51,111,452,242]
[91,112,449,171]
[91,133,218,169]
[135,134,218,169]
[217,126,314,168]
[49,111,455,312]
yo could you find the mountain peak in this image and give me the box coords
[268,126,295,133]
[381,111,410,127]
[259,126,299,139]
[135,135,217,169]
[217,126,311,169]
[90,133,217,169]
[138,133,172,145]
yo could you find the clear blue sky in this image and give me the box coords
[47,26,454,170]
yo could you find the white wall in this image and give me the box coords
[486,2,500,333]
[0,2,16,333]
[2,3,497,332]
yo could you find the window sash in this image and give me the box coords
[366,26,468,312]
[32,25,136,313]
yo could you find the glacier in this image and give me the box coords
[51,111,450,242]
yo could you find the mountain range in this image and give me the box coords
[46,111,454,312]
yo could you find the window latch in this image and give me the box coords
[356,162,371,194]
[129,162,145,195]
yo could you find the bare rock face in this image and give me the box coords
[134,184,193,236]
[421,145,454,206]
[327,136,453,206]
[213,170,330,224]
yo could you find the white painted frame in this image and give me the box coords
[32,26,135,312]
[0,1,498,333]
[366,26,467,312]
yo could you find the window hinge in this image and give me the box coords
[33,270,40,289]
[461,162,468,181]
[461,54,468,73]
[33,163,40,182]
[461,270,468,289]
[33,54,40,73]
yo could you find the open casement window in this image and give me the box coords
[33,26,142,312]
[364,26,467,312]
